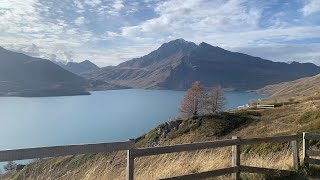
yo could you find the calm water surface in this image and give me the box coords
[0,89,265,150]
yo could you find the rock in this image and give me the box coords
[16,164,25,171]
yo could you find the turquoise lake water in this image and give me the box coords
[0,89,265,151]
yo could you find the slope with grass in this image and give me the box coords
[3,98,320,180]
[256,74,320,102]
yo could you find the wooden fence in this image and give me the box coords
[256,105,275,109]
[303,132,320,167]
[128,134,299,180]
[0,141,134,162]
[0,133,312,180]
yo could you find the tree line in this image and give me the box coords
[179,81,227,118]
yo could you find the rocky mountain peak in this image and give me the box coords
[79,60,99,68]
[159,38,198,51]
[118,39,198,68]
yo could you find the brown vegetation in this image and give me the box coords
[179,82,226,118]
[205,85,227,113]
[179,81,205,118]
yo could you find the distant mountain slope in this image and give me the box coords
[61,60,99,75]
[83,39,320,91]
[0,47,89,97]
[256,74,320,101]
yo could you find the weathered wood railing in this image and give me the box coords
[0,141,135,162]
[303,132,320,167]
[0,134,303,180]
[129,134,299,180]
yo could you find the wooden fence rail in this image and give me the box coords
[129,134,299,180]
[0,141,135,162]
[303,132,320,167]
[0,133,312,180]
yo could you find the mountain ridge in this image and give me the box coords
[0,46,89,97]
[63,60,100,75]
[83,39,320,91]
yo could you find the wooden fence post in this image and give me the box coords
[232,136,240,180]
[303,132,309,168]
[291,134,299,169]
[127,139,135,180]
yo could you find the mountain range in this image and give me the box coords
[58,60,100,75]
[0,47,89,97]
[83,39,320,91]
[1,39,320,97]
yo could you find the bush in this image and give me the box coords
[4,161,17,171]
[298,109,320,123]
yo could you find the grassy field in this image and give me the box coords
[255,74,320,103]
[2,99,320,180]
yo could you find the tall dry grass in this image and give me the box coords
[7,146,295,180]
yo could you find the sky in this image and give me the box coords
[0,0,320,67]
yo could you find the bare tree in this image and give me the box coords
[205,85,227,113]
[179,81,205,118]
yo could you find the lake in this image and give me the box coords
[0,89,265,151]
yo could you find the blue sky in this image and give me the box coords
[0,0,320,66]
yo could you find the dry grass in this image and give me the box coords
[255,74,320,102]
[4,147,296,180]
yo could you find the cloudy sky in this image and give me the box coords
[0,0,320,66]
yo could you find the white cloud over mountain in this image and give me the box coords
[0,0,320,66]
[301,0,320,16]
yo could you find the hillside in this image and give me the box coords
[0,47,89,97]
[256,74,320,102]
[3,99,320,180]
[83,39,320,91]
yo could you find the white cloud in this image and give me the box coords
[301,0,320,16]
[1,0,320,66]
[74,16,86,26]
[107,0,124,16]
[233,44,320,65]
[63,51,74,62]
[120,0,262,40]
[103,31,120,40]
[0,0,97,62]
[73,0,85,13]
[74,0,84,9]
[19,43,41,57]
[84,0,101,7]
[113,0,124,11]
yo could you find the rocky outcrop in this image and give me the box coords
[139,120,183,147]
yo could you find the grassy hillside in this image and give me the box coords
[256,74,320,102]
[2,99,320,179]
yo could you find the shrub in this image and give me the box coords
[4,161,17,171]
[298,109,320,124]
